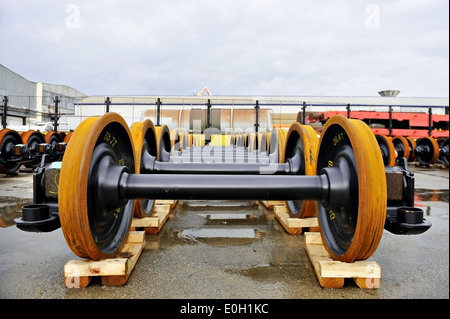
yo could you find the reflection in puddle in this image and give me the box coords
[226,264,303,282]
[176,200,271,245]
[178,228,261,245]
[198,213,254,220]
[413,189,449,219]
[0,198,31,228]
[415,189,449,203]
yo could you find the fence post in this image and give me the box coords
[53,96,59,131]
[2,96,8,129]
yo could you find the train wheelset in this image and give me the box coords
[16,112,431,265]
[375,134,449,168]
[0,128,69,175]
[59,112,385,262]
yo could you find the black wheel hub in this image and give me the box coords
[316,124,359,257]
[87,124,135,255]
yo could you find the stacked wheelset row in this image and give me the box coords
[166,126,284,160]
[0,128,71,174]
[376,134,449,168]
[16,112,431,266]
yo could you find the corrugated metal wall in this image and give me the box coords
[1,64,86,127]
[0,64,37,112]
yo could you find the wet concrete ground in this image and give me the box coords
[0,165,448,302]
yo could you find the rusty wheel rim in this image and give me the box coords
[154,125,171,161]
[277,128,287,163]
[130,120,157,218]
[405,137,416,161]
[59,113,135,260]
[415,136,440,165]
[375,135,396,166]
[63,132,73,144]
[44,131,64,162]
[317,115,386,262]
[0,129,23,174]
[284,123,319,218]
[21,130,46,168]
[392,136,410,161]
[440,138,449,168]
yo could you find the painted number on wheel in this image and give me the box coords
[114,207,122,219]
[329,210,336,221]
[104,131,118,147]
[333,132,344,146]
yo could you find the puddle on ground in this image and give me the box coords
[172,200,272,245]
[225,263,304,283]
[177,227,262,245]
[414,189,449,219]
[199,213,253,219]
[0,198,32,228]
[415,189,449,203]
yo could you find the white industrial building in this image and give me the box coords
[0,64,86,129]
[64,94,449,134]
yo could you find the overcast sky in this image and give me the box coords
[0,0,448,97]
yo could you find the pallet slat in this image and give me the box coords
[64,231,145,288]
[155,200,177,208]
[304,232,381,289]
[261,200,286,209]
[131,204,171,234]
[273,204,319,234]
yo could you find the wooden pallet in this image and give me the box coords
[155,199,178,208]
[414,162,449,170]
[272,204,319,234]
[131,204,171,234]
[64,231,145,288]
[304,232,381,289]
[260,200,286,210]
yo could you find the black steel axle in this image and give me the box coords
[92,143,348,212]
[120,173,328,201]
[414,144,432,157]
[0,143,30,165]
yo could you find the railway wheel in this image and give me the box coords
[45,131,64,161]
[317,115,386,262]
[284,123,319,218]
[179,131,189,152]
[170,129,181,153]
[257,132,267,154]
[21,130,46,169]
[154,125,171,162]
[63,132,73,144]
[414,136,439,166]
[375,135,396,166]
[248,132,257,152]
[405,137,416,161]
[59,132,67,142]
[276,128,287,163]
[439,138,449,168]
[130,120,158,218]
[268,128,286,163]
[0,129,23,174]
[59,113,136,260]
[392,136,410,161]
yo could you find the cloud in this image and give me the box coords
[0,0,448,97]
